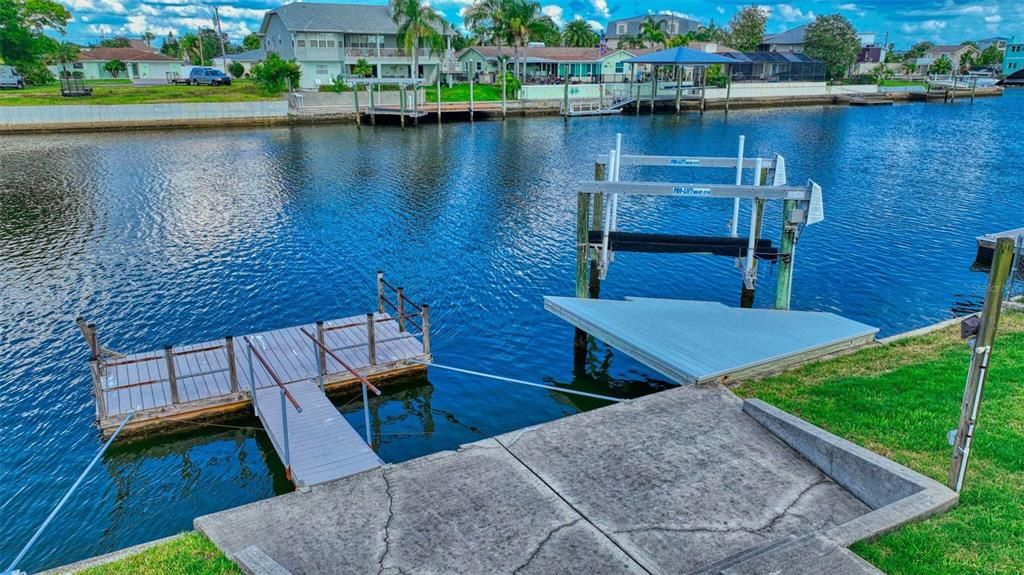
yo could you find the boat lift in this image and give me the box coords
[574,134,824,321]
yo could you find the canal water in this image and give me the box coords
[2,91,1020,571]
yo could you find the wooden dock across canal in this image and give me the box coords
[80,274,430,487]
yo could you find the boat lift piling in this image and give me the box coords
[572,134,824,360]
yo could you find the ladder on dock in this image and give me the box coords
[79,273,431,486]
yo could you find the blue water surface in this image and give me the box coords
[1,91,1021,571]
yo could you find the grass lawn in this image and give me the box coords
[736,311,1024,575]
[0,80,278,106]
[424,83,504,103]
[78,533,239,575]
[880,79,929,87]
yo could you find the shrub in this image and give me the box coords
[705,64,728,88]
[228,62,244,78]
[500,71,520,98]
[103,59,126,78]
[250,53,301,95]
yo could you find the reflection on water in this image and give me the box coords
[2,91,1022,571]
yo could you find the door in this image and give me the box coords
[130,63,140,79]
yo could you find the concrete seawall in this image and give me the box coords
[0,100,289,133]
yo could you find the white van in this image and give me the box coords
[0,65,25,89]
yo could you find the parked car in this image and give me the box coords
[188,67,232,86]
[0,65,25,89]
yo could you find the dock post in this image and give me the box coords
[421,304,431,356]
[725,77,732,114]
[165,345,179,405]
[971,78,976,103]
[502,66,507,118]
[700,67,707,115]
[437,72,442,121]
[650,67,656,114]
[396,287,406,332]
[469,71,475,120]
[563,73,569,121]
[949,237,1014,492]
[362,378,372,446]
[366,313,377,365]
[740,160,765,308]
[589,163,605,300]
[225,335,239,393]
[247,343,256,406]
[400,86,406,128]
[377,270,386,313]
[675,65,681,114]
[281,388,291,482]
[774,200,798,310]
[78,319,100,360]
[353,85,361,128]
[316,321,327,388]
[369,82,376,125]
[574,188,592,366]
[90,360,105,420]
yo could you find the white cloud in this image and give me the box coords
[62,0,126,15]
[541,4,564,27]
[590,0,609,19]
[920,19,946,32]
[984,14,1002,23]
[217,6,266,20]
[775,4,814,22]
[657,10,699,21]
[586,19,603,31]
[715,6,725,15]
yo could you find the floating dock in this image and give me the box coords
[547,297,878,385]
[80,274,430,486]
[976,227,1024,265]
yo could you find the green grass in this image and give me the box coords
[0,80,278,106]
[880,79,928,87]
[736,311,1024,575]
[424,83,504,103]
[78,532,240,575]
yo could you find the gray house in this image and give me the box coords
[258,2,454,89]
[605,14,701,48]
[760,25,807,53]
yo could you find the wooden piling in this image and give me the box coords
[437,73,442,122]
[315,321,326,376]
[396,287,406,332]
[376,270,385,314]
[421,305,431,355]
[501,68,507,118]
[469,72,475,120]
[949,237,1014,491]
[90,360,105,419]
[589,163,606,300]
[774,200,798,310]
[725,76,732,114]
[700,67,707,115]
[399,86,406,128]
[369,82,376,125]
[366,313,377,365]
[563,73,570,120]
[650,66,656,114]
[165,345,180,404]
[675,65,682,114]
[353,85,361,128]
[225,335,239,393]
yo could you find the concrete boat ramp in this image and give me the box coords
[197,385,956,575]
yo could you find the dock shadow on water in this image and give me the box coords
[2,91,1022,571]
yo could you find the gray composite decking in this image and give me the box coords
[545,297,879,385]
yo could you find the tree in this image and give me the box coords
[929,54,952,75]
[228,61,244,78]
[729,5,767,52]
[904,41,932,60]
[353,57,373,78]
[46,40,79,74]
[562,19,598,47]
[142,31,155,48]
[617,34,646,50]
[666,32,694,48]
[242,33,261,52]
[250,52,300,94]
[691,20,731,44]
[161,32,179,57]
[869,63,892,83]
[0,0,71,84]
[977,45,1003,68]
[638,15,667,48]
[180,33,204,65]
[99,36,131,48]
[390,0,443,84]
[803,14,860,80]
[505,0,557,78]
[103,59,126,77]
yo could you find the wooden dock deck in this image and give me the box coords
[976,227,1024,264]
[80,274,430,486]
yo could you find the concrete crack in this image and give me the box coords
[377,467,398,575]
[755,476,830,535]
[512,518,583,574]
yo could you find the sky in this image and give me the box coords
[57,0,1021,49]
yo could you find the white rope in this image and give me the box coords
[410,360,628,404]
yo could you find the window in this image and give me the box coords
[475,61,482,72]
[615,62,624,73]
[73,62,83,69]
[297,39,305,47]
[316,64,329,75]
[616,23,627,34]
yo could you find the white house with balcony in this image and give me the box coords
[258,2,454,90]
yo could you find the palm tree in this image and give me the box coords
[692,20,731,44]
[142,31,155,48]
[390,0,443,84]
[666,31,695,48]
[638,15,667,48]
[47,41,80,76]
[464,0,507,72]
[562,19,598,48]
[505,0,556,79]
[617,34,646,50]
[353,58,373,78]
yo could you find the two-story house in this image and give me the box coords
[258,2,453,89]
[605,14,701,49]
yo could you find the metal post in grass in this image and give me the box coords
[949,237,1014,492]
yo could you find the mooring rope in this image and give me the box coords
[409,359,628,404]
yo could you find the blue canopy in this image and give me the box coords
[624,47,736,65]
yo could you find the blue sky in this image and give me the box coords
[58,0,1021,49]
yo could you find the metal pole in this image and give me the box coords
[949,237,1014,491]
[421,305,431,356]
[4,412,136,575]
[362,380,371,446]
[225,335,239,393]
[165,345,179,405]
[740,159,764,308]
[247,342,256,409]
[774,200,798,310]
[599,149,616,274]
[730,135,745,237]
[366,313,377,365]
[281,388,291,482]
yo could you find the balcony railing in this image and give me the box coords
[344,47,436,58]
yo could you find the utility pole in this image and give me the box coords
[197,25,206,66]
[213,6,228,71]
[948,237,1014,492]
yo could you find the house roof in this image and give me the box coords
[228,48,264,62]
[719,51,821,64]
[763,25,807,46]
[458,46,650,62]
[127,39,158,52]
[606,14,701,39]
[260,2,454,35]
[625,46,736,65]
[78,47,177,62]
[925,44,979,56]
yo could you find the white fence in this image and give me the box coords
[0,100,288,131]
